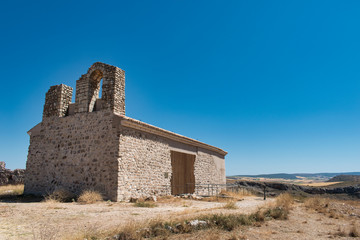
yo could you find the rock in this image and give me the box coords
[165,225,173,232]
[235,180,360,199]
[0,162,25,186]
[145,195,157,202]
[175,223,184,231]
[189,220,207,228]
[129,197,138,203]
[0,162,5,170]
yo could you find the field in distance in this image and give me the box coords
[228,172,360,187]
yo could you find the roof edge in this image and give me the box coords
[117,115,227,156]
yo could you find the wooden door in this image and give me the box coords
[171,151,195,195]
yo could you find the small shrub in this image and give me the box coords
[264,207,288,220]
[45,188,75,202]
[201,213,254,231]
[251,209,265,222]
[275,193,294,211]
[304,196,330,212]
[77,190,103,204]
[223,201,238,210]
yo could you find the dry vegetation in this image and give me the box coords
[1,184,359,240]
[303,196,360,238]
[77,190,103,204]
[223,201,238,210]
[71,193,293,240]
[45,188,76,203]
[0,184,24,196]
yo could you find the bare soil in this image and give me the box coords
[170,200,360,240]
[0,196,268,239]
[1,191,359,240]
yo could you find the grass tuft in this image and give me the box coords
[223,201,238,210]
[45,188,75,203]
[77,190,103,204]
[275,193,294,211]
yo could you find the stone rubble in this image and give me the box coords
[0,161,25,185]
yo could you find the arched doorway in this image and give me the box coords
[88,70,103,112]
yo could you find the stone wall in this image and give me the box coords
[0,162,25,186]
[43,84,73,119]
[24,111,119,200]
[75,62,125,115]
[117,126,172,200]
[116,124,226,201]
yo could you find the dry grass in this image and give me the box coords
[252,193,294,221]
[298,182,340,187]
[303,196,360,221]
[0,184,24,196]
[275,193,294,211]
[45,188,75,203]
[334,224,359,238]
[31,223,59,240]
[223,201,238,210]
[77,190,103,204]
[303,196,345,219]
[71,194,293,239]
[221,189,253,199]
[304,196,330,211]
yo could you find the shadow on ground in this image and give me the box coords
[0,194,43,203]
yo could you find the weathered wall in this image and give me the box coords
[0,162,25,186]
[116,125,226,201]
[117,126,172,200]
[43,84,73,119]
[75,62,125,115]
[24,111,119,200]
[194,148,226,195]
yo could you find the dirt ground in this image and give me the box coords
[1,193,359,240]
[171,199,360,240]
[0,196,269,239]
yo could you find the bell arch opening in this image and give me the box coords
[88,70,104,112]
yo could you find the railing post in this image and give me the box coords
[263,186,266,200]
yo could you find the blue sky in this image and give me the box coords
[0,0,359,175]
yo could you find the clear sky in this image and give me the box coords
[0,0,359,175]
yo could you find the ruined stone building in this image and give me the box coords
[24,62,227,201]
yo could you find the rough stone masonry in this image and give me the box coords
[0,162,25,186]
[24,62,227,201]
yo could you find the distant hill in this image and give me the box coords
[231,173,299,179]
[230,172,360,180]
[327,175,360,182]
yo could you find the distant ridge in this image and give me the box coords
[229,172,360,180]
[327,175,360,182]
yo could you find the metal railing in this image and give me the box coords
[140,183,248,197]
